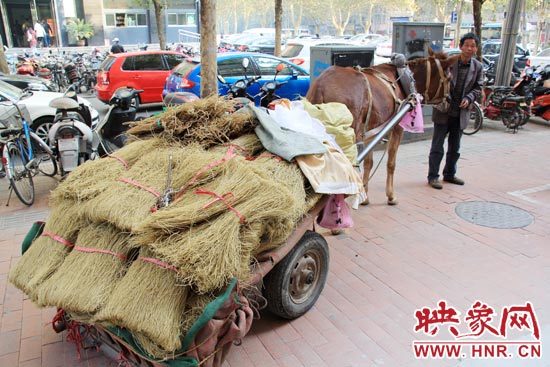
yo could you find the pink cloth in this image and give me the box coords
[399,94,424,133]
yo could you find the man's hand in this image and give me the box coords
[459,98,470,109]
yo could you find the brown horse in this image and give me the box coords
[306,49,460,205]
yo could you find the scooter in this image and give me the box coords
[92,87,144,157]
[523,64,550,121]
[254,63,290,108]
[48,87,142,175]
[217,57,260,109]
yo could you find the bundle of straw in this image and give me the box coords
[8,201,85,299]
[126,96,257,148]
[50,137,166,204]
[94,247,189,353]
[36,223,132,312]
[83,144,232,231]
[134,157,273,237]
[140,160,307,292]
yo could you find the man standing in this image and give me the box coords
[34,20,46,48]
[110,38,124,54]
[427,33,483,189]
[42,20,52,47]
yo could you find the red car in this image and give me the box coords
[95,50,187,108]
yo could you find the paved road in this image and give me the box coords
[1,117,549,367]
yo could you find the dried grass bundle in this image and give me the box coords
[126,96,256,148]
[135,157,272,237]
[50,138,166,204]
[141,161,306,292]
[94,247,189,353]
[8,201,85,298]
[36,223,132,312]
[83,144,230,231]
[209,133,265,158]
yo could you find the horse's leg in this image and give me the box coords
[361,150,374,205]
[385,126,404,205]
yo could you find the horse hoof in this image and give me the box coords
[331,229,344,235]
[360,198,370,206]
[387,198,398,206]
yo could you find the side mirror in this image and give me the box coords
[217,75,227,84]
[242,58,249,69]
[276,63,286,73]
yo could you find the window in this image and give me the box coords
[134,54,166,71]
[254,56,294,76]
[105,12,147,27]
[164,54,186,69]
[167,12,196,26]
[217,57,249,77]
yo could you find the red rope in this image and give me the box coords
[138,257,179,273]
[174,146,237,201]
[42,231,74,247]
[117,177,161,198]
[73,246,127,261]
[195,189,246,224]
[106,154,129,169]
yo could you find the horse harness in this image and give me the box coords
[422,57,450,105]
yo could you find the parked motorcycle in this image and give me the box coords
[48,86,143,175]
[254,63,291,108]
[92,88,144,157]
[523,65,550,121]
[217,58,260,109]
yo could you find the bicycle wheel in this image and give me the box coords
[28,132,58,177]
[463,102,483,135]
[4,142,35,206]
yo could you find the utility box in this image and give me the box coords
[392,22,445,60]
[310,46,375,84]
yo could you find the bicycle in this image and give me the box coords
[463,101,483,135]
[1,103,58,206]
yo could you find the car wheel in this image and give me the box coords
[131,96,140,111]
[31,117,54,146]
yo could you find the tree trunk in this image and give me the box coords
[472,0,484,59]
[274,0,283,56]
[200,0,218,98]
[153,0,166,50]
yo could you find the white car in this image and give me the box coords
[0,79,99,144]
[281,38,356,72]
[527,48,550,69]
[349,33,387,47]
[373,40,393,65]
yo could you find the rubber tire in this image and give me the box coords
[502,106,521,132]
[26,134,58,177]
[519,106,530,126]
[463,102,483,135]
[263,230,329,319]
[131,96,140,111]
[5,142,35,206]
[31,117,54,146]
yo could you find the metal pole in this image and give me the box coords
[356,102,413,164]
[495,0,523,86]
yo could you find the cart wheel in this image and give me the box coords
[263,230,329,319]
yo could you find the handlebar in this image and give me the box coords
[0,128,21,138]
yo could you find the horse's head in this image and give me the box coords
[407,49,460,104]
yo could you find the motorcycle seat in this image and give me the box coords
[505,96,525,102]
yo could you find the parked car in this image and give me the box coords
[349,33,387,47]
[219,33,260,52]
[0,73,59,92]
[373,40,392,65]
[163,52,310,103]
[0,79,99,143]
[246,37,284,55]
[280,38,356,72]
[481,40,529,70]
[527,48,550,69]
[94,50,187,108]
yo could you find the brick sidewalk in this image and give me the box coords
[1,121,549,367]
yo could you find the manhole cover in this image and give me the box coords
[455,201,534,229]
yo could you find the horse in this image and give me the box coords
[306,49,460,206]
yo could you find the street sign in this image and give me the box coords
[451,11,458,23]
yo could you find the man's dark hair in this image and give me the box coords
[460,33,479,47]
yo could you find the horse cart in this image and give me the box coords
[12,90,420,367]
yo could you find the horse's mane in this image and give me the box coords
[406,50,450,67]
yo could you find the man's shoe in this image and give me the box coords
[443,176,465,185]
[428,179,443,189]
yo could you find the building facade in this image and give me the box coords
[0,0,198,48]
